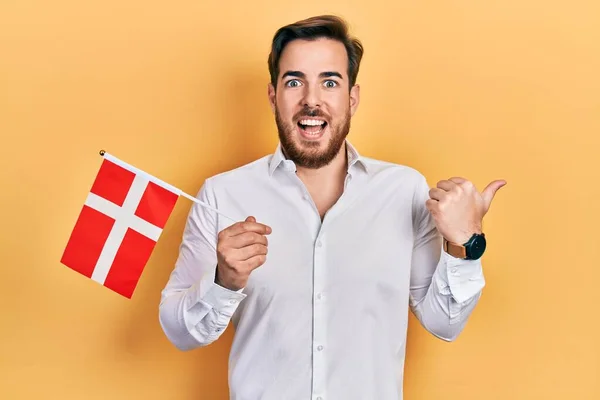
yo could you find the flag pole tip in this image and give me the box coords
[99,149,105,156]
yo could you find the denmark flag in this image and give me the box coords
[61,152,181,298]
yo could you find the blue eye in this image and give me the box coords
[324,80,338,88]
[286,79,301,87]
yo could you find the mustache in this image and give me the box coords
[293,106,329,121]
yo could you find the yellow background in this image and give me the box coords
[1,1,599,399]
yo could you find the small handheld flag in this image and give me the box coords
[60,150,235,299]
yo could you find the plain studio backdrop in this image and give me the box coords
[1,1,599,399]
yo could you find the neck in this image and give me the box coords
[295,142,348,184]
[293,143,348,220]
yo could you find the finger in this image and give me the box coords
[229,231,269,249]
[448,177,467,184]
[223,217,272,237]
[237,243,268,261]
[243,253,268,271]
[428,187,446,201]
[436,180,457,192]
[482,179,507,209]
[425,199,439,212]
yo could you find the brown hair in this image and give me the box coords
[267,15,364,89]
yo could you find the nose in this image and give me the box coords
[301,84,321,108]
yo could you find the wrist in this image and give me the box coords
[448,225,482,245]
[214,265,226,288]
[444,232,486,260]
[214,266,243,291]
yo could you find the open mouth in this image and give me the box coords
[297,118,328,137]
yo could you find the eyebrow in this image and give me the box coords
[281,70,344,80]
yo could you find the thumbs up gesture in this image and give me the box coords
[426,177,506,245]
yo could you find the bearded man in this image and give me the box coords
[159,14,506,400]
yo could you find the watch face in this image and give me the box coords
[467,235,487,260]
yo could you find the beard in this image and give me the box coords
[275,105,351,169]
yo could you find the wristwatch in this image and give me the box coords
[443,233,487,260]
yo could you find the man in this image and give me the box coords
[159,15,505,400]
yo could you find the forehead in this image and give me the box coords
[278,38,348,78]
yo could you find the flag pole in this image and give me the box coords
[99,149,238,223]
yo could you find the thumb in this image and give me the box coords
[482,179,507,210]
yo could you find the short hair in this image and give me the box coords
[267,15,364,89]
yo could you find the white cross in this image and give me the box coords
[85,174,161,285]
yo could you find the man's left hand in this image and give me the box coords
[426,177,507,244]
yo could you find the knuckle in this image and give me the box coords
[239,232,252,244]
[256,233,268,246]
[231,261,243,272]
[223,253,236,267]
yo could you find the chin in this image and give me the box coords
[276,110,348,169]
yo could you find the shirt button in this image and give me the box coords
[317,345,324,351]
[316,293,323,300]
[316,397,323,400]
[451,268,458,274]
[229,300,237,304]
[316,241,322,247]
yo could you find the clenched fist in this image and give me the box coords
[426,177,506,244]
[215,216,272,291]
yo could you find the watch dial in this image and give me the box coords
[469,235,487,259]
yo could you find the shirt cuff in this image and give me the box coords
[435,249,486,304]
[186,271,247,317]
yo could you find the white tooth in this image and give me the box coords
[300,119,325,126]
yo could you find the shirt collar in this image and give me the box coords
[268,140,369,176]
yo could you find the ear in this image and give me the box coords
[267,83,276,114]
[350,84,360,116]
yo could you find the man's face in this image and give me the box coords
[268,38,360,169]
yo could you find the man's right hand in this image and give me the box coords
[215,216,272,291]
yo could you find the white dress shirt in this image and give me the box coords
[159,141,486,400]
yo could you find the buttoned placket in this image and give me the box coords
[311,229,327,400]
[285,165,324,399]
[306,171,357,400]
[282,159,358,400]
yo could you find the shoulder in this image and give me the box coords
[201,154,272,193]
[360,155,428,187]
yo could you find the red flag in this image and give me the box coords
[61,153,180,298]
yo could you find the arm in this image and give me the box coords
[158,179,246,351]
[408,173,504,341]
